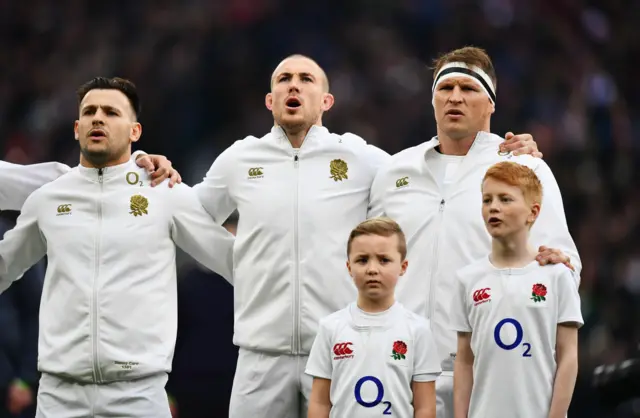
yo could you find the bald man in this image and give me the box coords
[189,54,390,417]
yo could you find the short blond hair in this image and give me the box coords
[347,217,407,260]
[432,46,497,91]
[483,162,543,205]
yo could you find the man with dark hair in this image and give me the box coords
[0,77,178,212]
[0,77,235,417]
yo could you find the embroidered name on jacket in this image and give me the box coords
[129,194,149,217]
[329,159,348,181]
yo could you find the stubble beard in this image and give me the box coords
[80,141,129,168]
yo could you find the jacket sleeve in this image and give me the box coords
[192,145,238,225]
[14,260,44,386]
[530,160,582,280]
[170,184,235,284]
[0,161,70,211]
[0,193,47,294]
[368,168,387,218]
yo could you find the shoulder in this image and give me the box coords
[30,168,78,195]
[373,142,429,180]
[219,135,263,157]
[318,306,350,331]
[331,132,390,158]
[540,263,575,282]
[455,256,492,284]
[397,306,434,340]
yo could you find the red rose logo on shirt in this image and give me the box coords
[531,283,547,303]
[391,340,407,360]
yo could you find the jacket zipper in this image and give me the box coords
[92,168,104,383]
[292,152,300,354]
[428,199,445,319]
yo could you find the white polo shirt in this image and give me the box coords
[449,258,583,418]
[306,302,441,417]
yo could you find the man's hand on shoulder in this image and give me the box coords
[499,132,543,158]
[135,154,182,187]
[536,246,574,271]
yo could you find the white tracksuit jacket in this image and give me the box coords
[0,160,235,383]
[0,160,70,210]
[193,125,389,355]
[369,132,580,371]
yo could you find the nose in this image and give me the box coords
[365,261,379,275]
[488,199,501,213]
[92,109,106,125]
[448,85,463,103]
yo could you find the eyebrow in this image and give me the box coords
[277,72,316,81]
[81,104,122,114]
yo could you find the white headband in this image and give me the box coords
[432,62,496,105]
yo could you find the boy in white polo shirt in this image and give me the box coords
[450,161,582,418]
[306,217,441,418]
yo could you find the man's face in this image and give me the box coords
[74,89,141,167]
[433,75,495,140]
[347,234,408,303]
[266,57,334,134]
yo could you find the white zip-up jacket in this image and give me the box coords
[194,125,389,354]
[0,160,70,210]
[0,160,235,383]
[369,132,580,371]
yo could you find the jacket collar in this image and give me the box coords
[77,159,135,183]
[270,125,329,149]
[423,131,502,158]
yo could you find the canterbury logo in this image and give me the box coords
[473,288,491,305]
[248,167,263,177]
[57,204,72,215]
[396,177,409,188]
[333,342,353,356]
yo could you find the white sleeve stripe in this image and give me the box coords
[305,369,331,380]
[412,372,440,382]
[558,317,583,325]
[450,324,472,332]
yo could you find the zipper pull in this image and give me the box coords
[439,199,445,212]
[98,168,104,183]
[293,153,299,167]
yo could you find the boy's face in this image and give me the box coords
[481,177,540,238]
[347,234,408,302]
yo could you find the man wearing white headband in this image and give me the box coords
[369,46,579,418]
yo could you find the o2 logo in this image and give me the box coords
[494,318,532,357]
[354,376,392,415]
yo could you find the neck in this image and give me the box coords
[79,152,131,169]
[277,117,323,148]
[357,295,395,313]
[285,129,308,149]
[490,230,536,268]
[436,120,491,156]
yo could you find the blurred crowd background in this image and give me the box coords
[0,0,639,416]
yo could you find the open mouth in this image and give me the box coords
[446,109,464,116]
[89,129,107,139]
[488,217,502,226]
[285,97,301,108]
